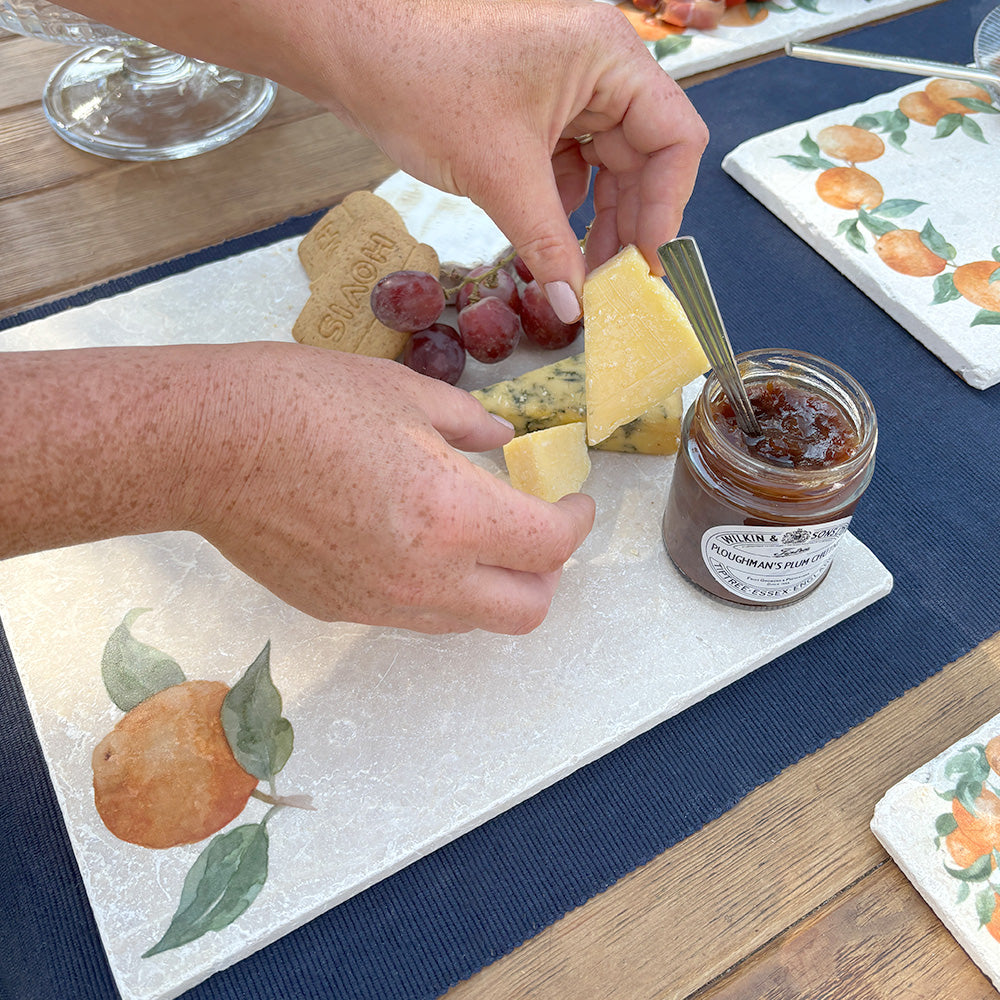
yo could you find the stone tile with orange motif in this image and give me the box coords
[724,76,1000,389]
[872,713,1000,992]
[606,0,938,81]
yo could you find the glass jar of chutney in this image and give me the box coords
[663,349,877,607]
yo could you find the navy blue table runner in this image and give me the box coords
[3,2,999,997]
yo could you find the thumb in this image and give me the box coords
[472,142,588,324]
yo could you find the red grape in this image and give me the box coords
[371,270,445,333]
[456,264,520,313]
[458,297,521,363]
[519,280,582,350]
[512,255,533,283]
[402,323,466,384]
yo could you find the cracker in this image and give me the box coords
[297,190,394,281]
[293,204,440,358]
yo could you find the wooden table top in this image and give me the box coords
[4,25,999,1000]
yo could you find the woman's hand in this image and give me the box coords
[59,0,709,321]
[181,344,596,634]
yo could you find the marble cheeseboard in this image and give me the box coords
[0,172,893,1000]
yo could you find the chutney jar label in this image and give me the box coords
[700,517,853,604]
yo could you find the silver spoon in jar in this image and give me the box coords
[657,236,762,438]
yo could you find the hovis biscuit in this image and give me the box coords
[293,192,440,359]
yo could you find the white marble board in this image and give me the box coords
[0,174,893,1000]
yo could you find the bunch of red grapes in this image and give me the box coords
[369,252,582,385]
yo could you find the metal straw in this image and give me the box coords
[657,237,761,438]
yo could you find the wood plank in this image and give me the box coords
[0,33,67,111]
[695,863,997,999]
[0,97,394,318]
[445,632,1000,1000]
[0,84,330,201]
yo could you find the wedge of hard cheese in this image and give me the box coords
[583,244,708,446]
[503,423,591,502]
[471,353,682,455]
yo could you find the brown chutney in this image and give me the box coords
[662,350,877,607]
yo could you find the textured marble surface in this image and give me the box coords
[723,78,1000,389]
[0,174,892,1000]
[603,0,937,81]
[873,714,1000,991]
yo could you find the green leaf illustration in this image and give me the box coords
[855,109,909,135]
[978,887,997,927]
[945,745,989,782]
[101,609,185,713]
[936,812,959,839]
[653,35,692,60]
[919,221,956,261]
[955,98,999,115]
[837,218,867,253]
[992,246,1000,264]
[856,208,897,238]
[934,113,963,139]
[971,309,1000,327]
[777,133,836,171]
[143,819,270,958]
[221,642,293,784]
[885,129,909,152]
[960,116,988,144]
[945,853,994,882]
[870,198,927,219]
[959,776,988,813]
[931,272,961,305]
[790,0,823,11]
[776,153,833,170]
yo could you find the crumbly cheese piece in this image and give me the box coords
[503,423,591,502]
[471,352,682,455]
[583,244,708,445]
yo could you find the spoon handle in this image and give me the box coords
[785,42,1000,88]
[657,237,761,438]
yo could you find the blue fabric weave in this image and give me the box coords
[2,2,998,997]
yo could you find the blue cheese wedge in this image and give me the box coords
[471,353,682,455]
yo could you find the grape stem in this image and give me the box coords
[444,238,586,298]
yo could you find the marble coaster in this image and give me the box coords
[872,713,1000,990]
[723,77,1000,388]
[603,0,938,80]
[0,173,892,1000]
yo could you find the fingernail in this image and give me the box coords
[491,413,515,431]
[544,281,582,324]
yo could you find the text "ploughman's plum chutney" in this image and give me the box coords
[663,349,877,607]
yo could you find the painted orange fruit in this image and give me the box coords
[898,90,947,126]
[616,2,683,39]
[93,680,258,849]
[953,261,1000,312]
[815,125,885,163]
[924,78,992,115]
[953,790,1000,850]
[815,167,883,210]
[945,826,991,869]
[874,229,947,277]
